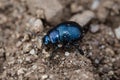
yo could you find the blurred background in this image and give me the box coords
[0,0,120,80]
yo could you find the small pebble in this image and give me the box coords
[42,49,50,58]
[70,10,95,26]
[25,57,31,62]
[16,41,22,47]
[37,37,42,49]
[29,49,36,55]
[28,18,44,33]
[33,19,44,33]
[88,52,93,56]
[91,0,100,10]
[65,52,70,56]
[90,24,100,33]
[17,59,23,63]
[0,14,7,24]
[32,65,37,70]
[57,44,62,48]
[39,66,46,73]
[36,9,45,19]
[71,3,83,13]
[108,30,114,37]
[0,48,5,57]
[99,45,105,49]
[108,71,114,75]
[94,58,100,64]
[23,43,32,53]
[97,7,109,22]
[114,26,120,40]
[17,68,26,75]
[111,58,116,62]
[105,48,115,56]
[41,74,48,80]
[22,33,30,42]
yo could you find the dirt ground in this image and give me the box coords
[0,0,120,80]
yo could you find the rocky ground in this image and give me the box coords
[0,0,120,80]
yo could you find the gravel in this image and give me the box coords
[90,24,100,33]
[70,10,95,26]
[91,0,100,10]
[65,52,70,56]
[26,0,63,24]
[115,26,120,40]
[29,49,36,55]
[28,18,44,33]
[0,0,120,80]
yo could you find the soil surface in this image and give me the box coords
[0,0,120,80]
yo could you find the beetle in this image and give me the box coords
[42,21,89,58]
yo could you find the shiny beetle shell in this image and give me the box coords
[43,21,83,45]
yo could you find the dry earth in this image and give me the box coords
[0,0,120,80]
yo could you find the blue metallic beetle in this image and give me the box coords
[43,21,88,56]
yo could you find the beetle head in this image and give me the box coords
[43,35,50,45]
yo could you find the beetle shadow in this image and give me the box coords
[47,42,84,66]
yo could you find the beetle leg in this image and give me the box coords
[49,45,59,60]
[62,42,71,52]
[76,46,84,55]
[72,43,84,55]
